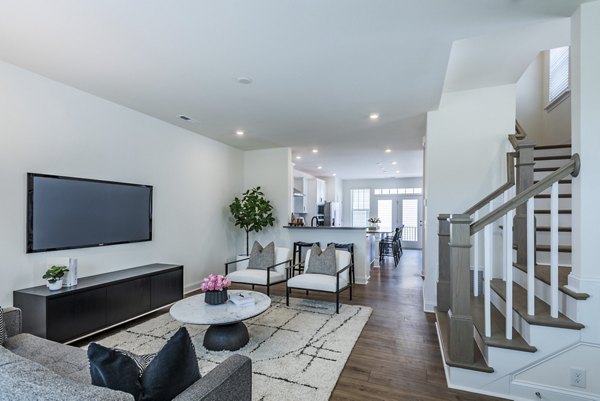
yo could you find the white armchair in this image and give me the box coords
[286,248,352,313]
[225,247,291,296]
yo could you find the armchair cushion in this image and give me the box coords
[226,269,286,285]
[248,241,275,270]
[305,244,336,276]
[287,274,349,292]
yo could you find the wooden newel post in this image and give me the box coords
[448,213,474,363]
[437,214,451,312]
[514,141,536,265]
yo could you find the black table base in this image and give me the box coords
[203,322,249,351]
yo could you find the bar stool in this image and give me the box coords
[292,241,320,276]
[327,242,355,284]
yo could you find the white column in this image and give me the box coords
[571,1,600,342]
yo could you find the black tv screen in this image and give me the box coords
[27,173,153,253]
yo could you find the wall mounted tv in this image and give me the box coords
[27,173,153,253]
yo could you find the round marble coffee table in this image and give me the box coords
[169,290,271,351]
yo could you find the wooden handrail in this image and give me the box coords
[471,154,580,235]
[463,152,517,216]
[508,120,527,149]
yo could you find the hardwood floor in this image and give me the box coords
[264,250,507,401]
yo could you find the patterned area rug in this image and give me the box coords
[87,296,372,401]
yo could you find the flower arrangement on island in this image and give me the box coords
[201,274,231,292]
[368,217,381,224]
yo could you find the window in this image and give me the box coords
[377,199,393,232]
[548,46,570,105]
[402,199,419,241]
[372,187,423,196]
[351,189,370,227]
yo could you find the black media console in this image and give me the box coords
[13,263,183,343]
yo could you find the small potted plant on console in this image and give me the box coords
[43,265,69,290]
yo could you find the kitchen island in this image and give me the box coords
[284,226,372,284]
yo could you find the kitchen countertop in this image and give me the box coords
[283,226,367,230]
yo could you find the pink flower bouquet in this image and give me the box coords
[201,273,231,292]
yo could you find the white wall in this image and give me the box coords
[242,148,292,253]
[342,177,423,226]
[0,60,243,306]
[423,85,516,312]
[516,52,572,146]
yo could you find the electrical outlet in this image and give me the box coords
[570,367,586,388]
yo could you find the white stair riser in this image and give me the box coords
[534,197,571,210]
[538,183,571,195]
[490,291,580,346]
[512,266,579,321]
[535,213,571,227]
[536,251,571,266]
[533,148,572,158]
[535,231,572,246]
[534,158,572,169]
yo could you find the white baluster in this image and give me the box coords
[473,210,479,297]
[527,197,535,316]
[502,192,508,282]
[505,207,514,340]
[550,182,559,318]
[484,221,492,337]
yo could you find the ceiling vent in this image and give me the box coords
[178,115,200,123]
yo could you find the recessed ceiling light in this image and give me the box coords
[235,130,245,136]
[392,161,397,165]
[296,155,302,160]
[237,77,253,84]
[312,149,318,153]
[317,166,322,170]
[385,148,392,153]
[333,173,336,176]
[369,113,380,120]
[396,170,400,174]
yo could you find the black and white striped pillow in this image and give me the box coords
[115,349,156,377]
[0,306,6,346]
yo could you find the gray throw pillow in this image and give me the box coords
[0,306,5,346]
[305,244,337,276]
[248,241,275,270]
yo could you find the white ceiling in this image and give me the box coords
[0,0,590,179]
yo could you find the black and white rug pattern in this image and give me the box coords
[89,296,371,401]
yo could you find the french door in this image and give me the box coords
[376,196,423,249]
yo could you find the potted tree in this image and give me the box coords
[229,186,275,256]
[43,265,69,290]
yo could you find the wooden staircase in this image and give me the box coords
[435,141,590,400]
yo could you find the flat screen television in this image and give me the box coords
[27,173,153,253]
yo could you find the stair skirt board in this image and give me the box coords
[489,291,581,346]
[512,267,580,320]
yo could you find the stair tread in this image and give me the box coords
[534,155,572,161]
[535,194,571,199]
[471,296,537,353]
[513,244,572,252]
[434,309,494,373]
[534,179,571,184]
[534,144,572,150]
[534,167,560,172]
[536,226,572,232]
[513,263,589,300]
[490,279,585,330]
[534,209,571,214]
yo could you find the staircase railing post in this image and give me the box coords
[514,141,536,265]
[437,214,451,312]
[448,213,474,363]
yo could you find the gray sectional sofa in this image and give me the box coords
[0,307,252,401]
